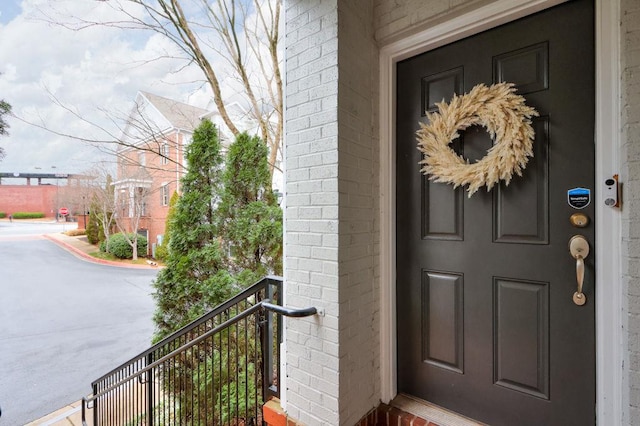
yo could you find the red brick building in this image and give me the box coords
[113,92,208,256]
[0,173,94,220]
[0,183,58,218]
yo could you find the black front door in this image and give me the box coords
[396,1,595,425]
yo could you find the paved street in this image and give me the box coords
[0,221,159,426]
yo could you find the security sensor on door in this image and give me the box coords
[603,175,620,208]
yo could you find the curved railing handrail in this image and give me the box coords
[89,275,282,386]
[83,298,318,406]
[262,301,317,317]
[81,275,318,426]
[83,302,264,407]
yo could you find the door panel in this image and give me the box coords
[422,270,464,372]
[494,116,549,243]
[493,277,549,399]
[396,1,595,425]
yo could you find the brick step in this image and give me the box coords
[264,394,484,426]
[381,394,487,426]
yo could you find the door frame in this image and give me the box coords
[378,0,623,423]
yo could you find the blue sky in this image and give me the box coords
[0,1,22,25]
[0,0,214,176]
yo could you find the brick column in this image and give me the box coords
[283,0,379,424]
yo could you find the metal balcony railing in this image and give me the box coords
[81,275,316,426]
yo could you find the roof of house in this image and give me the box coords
[139,91,208,131]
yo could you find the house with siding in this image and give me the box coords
[272,0,640,424]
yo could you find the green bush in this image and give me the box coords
[86,208,111,245]
[0,212,5,218]
[154,243,168,262]
[12,212,45,219]
[100,233,147,259]
[155,191,179,262]
[86,215,101,245]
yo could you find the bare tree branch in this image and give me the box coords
[40,0,283,178]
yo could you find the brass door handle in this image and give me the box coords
[569,235,590,306]
[575,255,585,294]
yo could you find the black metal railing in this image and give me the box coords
[81,275,316,426]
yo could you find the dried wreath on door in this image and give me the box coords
[416,82,539,196]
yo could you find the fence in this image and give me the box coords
[81,276,312,426]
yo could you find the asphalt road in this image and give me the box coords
[0,221,159,426]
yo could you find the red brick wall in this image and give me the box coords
[261,399,439,426]
[0,185,59,217]
[144,134,181,254]
[116,132,185,256]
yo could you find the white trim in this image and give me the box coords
[595,0,624,423]
[378,0,623,423]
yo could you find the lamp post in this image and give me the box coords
[82,196,87,229]
[273,188,284,206]
[52,166,59,221]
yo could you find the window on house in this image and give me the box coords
[161,184,169,206]
[139,152,146,166]
[161,144,169,165]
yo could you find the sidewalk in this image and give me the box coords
[24,401,87,426]
[44,232,160,269]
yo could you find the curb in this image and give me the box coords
[43,234,159,270]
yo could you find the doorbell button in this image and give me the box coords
[603,176,619,207]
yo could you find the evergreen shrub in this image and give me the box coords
[100,233,147,259]
[86,210,101,245]
[12,212,45,219]
[155,191,179,261]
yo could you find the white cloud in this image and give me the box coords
[0,0,213,175]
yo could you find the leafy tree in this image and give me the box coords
[151,123,283,425]
[0,99,11,161]
[152,118,233,341]
[86,203,102,245]
[218,132,282,285]
[0,100,10,135]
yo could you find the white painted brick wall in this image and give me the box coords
[336,1,379,424]
[286,0,640,425]
[622,1,640,424]
[285,0,379,424]
[374,0,488,44]
[285,0,341,424]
